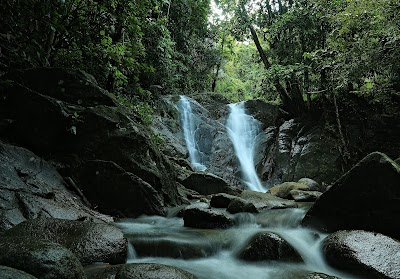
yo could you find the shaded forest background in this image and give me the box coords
[1,0,400,118]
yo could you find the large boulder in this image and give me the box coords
[323,230,400,279]
[86,263,197,279]
[2,217,127,265]
[0,142,111,232]
[180,172,238,195]
[0,266,38,279]
[238,232,302,262]
[1,68,183,217]
[227,190,297,214]
[75,160,165,217]
[183,208,234,229]
[0,237,86,279]
[302,152,400,239]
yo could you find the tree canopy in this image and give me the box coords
[1,0,399,115]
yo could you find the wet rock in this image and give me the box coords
[75,160,165,217]
[298,178,322,191]
[181,172,238,195]
[227,190,297,214]
[277,270,340,279]
[2,217,127,265]
[0,237,86,279]
[303,152,400,239]
[260,120,342,186]
[86,263,197,279]
[92,128,181,208]
[269,182,310,199]
[238,232,302,262]
[289,190,322,202]
[210,193,240,208]
[1,68,182,218]
[0,266,38,279]
[176,202,210,218]
[183,208,234,229]
[0,142,111,232]
[130,238,213,259]
[245,99,281,129]
[323,230,400,279]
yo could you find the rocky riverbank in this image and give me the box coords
[1,68,399,279]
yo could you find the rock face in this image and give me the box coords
[0,142,111,232]
[183,208,234,229]
[238,232,302,262]
[153,95,344,192]
[0,68,182,218]
[323,230,400,279]
[0,237,86,279]
[303,152,400,239]
[2,217,127,265]
[86,263,198,279]
[259,120,342,186]
[0,266,38,279]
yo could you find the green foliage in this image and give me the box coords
[0,0,218,105]
[215,41,267,101]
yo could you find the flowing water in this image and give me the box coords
[114,99,359,279]
[178,95,207,171]
[116,207,356,279]
[226,102,265,192]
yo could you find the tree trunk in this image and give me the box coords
[212,34,225,92]
[249,24,271,69]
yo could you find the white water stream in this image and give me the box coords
[117,207,356,279]
[226,102,265,192]
[178,95,207,171]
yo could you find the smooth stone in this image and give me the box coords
[323,230,400,279]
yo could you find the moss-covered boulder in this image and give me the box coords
[0,266,38,279]
[2,217,127,265]
[269,182,310,199]
[0,237,86,279]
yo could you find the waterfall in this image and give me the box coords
[178,96,207,172]
[226,102,265,192]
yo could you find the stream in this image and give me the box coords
[115,97,358,279]
[116,206,357,279]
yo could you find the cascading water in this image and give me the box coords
[226,102,265,192]
[178,95,207,171]
[117,207,357,279]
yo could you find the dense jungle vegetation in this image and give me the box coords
[1,0,399,116]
